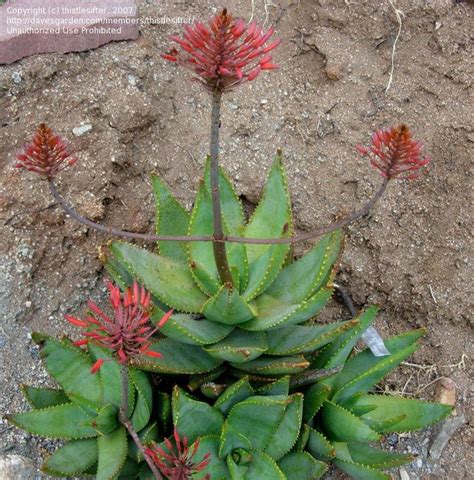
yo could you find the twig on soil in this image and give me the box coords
[385,0,404,93]
[428,284,438,304]
[4,202,57,226]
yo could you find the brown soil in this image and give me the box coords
[0,1,472,479]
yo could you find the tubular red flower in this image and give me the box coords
[145,429,210,480]
[15,123,77,179]
[66,281,172,372]
[162,9,280,93]
[356,125,431,181]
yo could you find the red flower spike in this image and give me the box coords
[145,429,211,480]
[66,281,171,370]
[91,358,104,374]
[356,125,431,181]
[162,9,280,93]
[15,123,77,179]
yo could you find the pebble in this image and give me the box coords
[11,72,22,84]
[0,454,36,479]
[72,124,93,136]
[127,74,138,86]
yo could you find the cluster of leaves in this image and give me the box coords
[8,157,452,479]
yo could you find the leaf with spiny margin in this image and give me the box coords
[203,285,255,325]
[312,306,378,369]
[132,338,222,374]
[188,365,227,391]
[307,427,335,461]
[321,401,380,442]
[266,320,357,356]
[7,404,97,439]
[117,458,142,480]
[204,329,267,363]
[352,395,452,433]
[332,336,421,404]
[42,439,98,477]
[333,442,413,468]
[110,242,207,314]
[241,288,332,331]
[333,459,390,480]
[243,450,286,479]
[96,426,127,480]
[151,174,190,262]
[156,392,171,431]
[88,404,119,435]
[219,423,253,459]
[257,376,290,397]
[104,254,136,291]
[130,368,153,432]
[34,336,102,408]
[266,231,342,303]
[232,355,309,375]
[201,383,226,398]
[224,395,290,452]
[128,422,158,462]
[187,181,220,295]
[21,386,69,409]
[303,383,331,422]
[215,377,254,415]
[265,393,303,461]
[294,423,310,451]
[278,452,328,480]
[172,386,224,444]
[192,435,229,480]
[154,309,234,346]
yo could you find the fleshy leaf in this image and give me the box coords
[266,320,357,356]
[96,426,127,480]
[321,401,380,442]
[307,428,335,461]
[257,376,290,397]
[278,452,328,480]
[110,242,207,313]
[333,442,413,468]
[242,450,286,479]
[132,338,222,374]
[232,355,309,375]
[303,383,332,422]
[88,404,119,435]
[172,386,224,443]
[151,174,190,262]
[265,393,303,460]
[214,377,255,415]
[203,284,255,325]
[130,368,153,432]
[192,435,229,479]
[219,423,253,459]
[333,459,390,480]
[352,394,452,432]
[204,329,267,363]
[42,439,98,477]
[7,404,97,439]
[21,385,69,409]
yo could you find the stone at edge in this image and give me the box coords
[0,0,138,65]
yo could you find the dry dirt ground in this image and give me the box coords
[0,0,472,478]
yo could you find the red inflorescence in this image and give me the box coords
[145,429,211,480]
[162,8,281,93]
[356,125,431,181]
[65,281,172,373]
[15,123,77,179]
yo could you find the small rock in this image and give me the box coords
[0,454,36,479]
[435,377,456,409]
[24,301,32,308]
[127,74,138,86]
[399,467,410,480]
[11,72,22,84]
[72,124,93,137]
[325,63,344,81]
[0,335,7,348]
[429,414,466,460]
[261,99,268,105]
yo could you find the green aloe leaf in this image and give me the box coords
[89,404,119,435]
[132,338,222,374]
[42,438,98,477]
[333,442,413,468]
[156,310,234,346]
[34,336,102,408]
[104,254,136,291]
[333,459,390,480]
[204,329,267,363]
[151,174,190,263]
[232,355,309,375]
[118,458,142,480]
[294,423,310,451]
[172,387,224,444]
[307,428,335,461]
[110,242,207,314]
[257,376,290,397]
[312,306,378,369]
[156,391,172,431]
[243,450,286,479]
[303,383,332,423]
[265,393,303,461]
[241,288,332,331]
[278,452,328,479]
[352,394,452,432]
[266,231,342,303]
[214,377,255,415]
[321,401,380,442]
[96,426,127,480]
[219,423,253,459]
[188,365,227,392]
[193,435,229,479]
[224,395,290,451]
[266,320,358,356]
[7,404,97,439]
[21,385,69,409]
[130,368,153,432]
[203,285,255,325]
